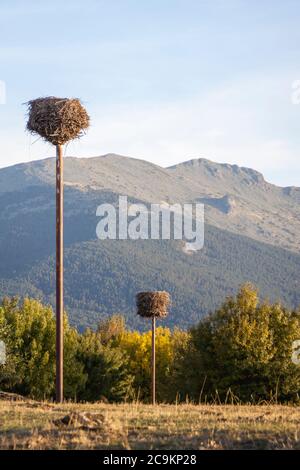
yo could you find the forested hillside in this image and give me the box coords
[0,155,299,329]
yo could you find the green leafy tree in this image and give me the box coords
[97,314,126,345]
[188,284,300,402]
[78,328,133,402]
[63,323,87,400]
[0,298,21,391]
[0,297,85,399]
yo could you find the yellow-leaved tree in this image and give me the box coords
[115,326,190,402]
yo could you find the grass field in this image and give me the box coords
[1,398,300,450]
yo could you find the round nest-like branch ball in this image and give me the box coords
[136,291,171,319]
[26,97,90,145]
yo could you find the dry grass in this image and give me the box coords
[1,400,300,450]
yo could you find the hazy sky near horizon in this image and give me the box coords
[0,0,300,186]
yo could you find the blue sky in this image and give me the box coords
[0,0,300,186]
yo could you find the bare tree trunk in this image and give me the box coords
[152,316,156,405]
[56,144,64,403]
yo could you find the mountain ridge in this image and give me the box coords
[1,153,297,190]
[0,154,299,330]
[1,154,299,253]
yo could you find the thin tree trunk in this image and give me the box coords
[152,316,156,405]
[56,144,64,403]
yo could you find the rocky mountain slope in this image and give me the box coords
[0,154,299,329]
[2,153,298,252]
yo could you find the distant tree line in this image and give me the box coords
[1,284,300,403]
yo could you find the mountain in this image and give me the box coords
[2,154,298,252]
[0,154,299,330]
